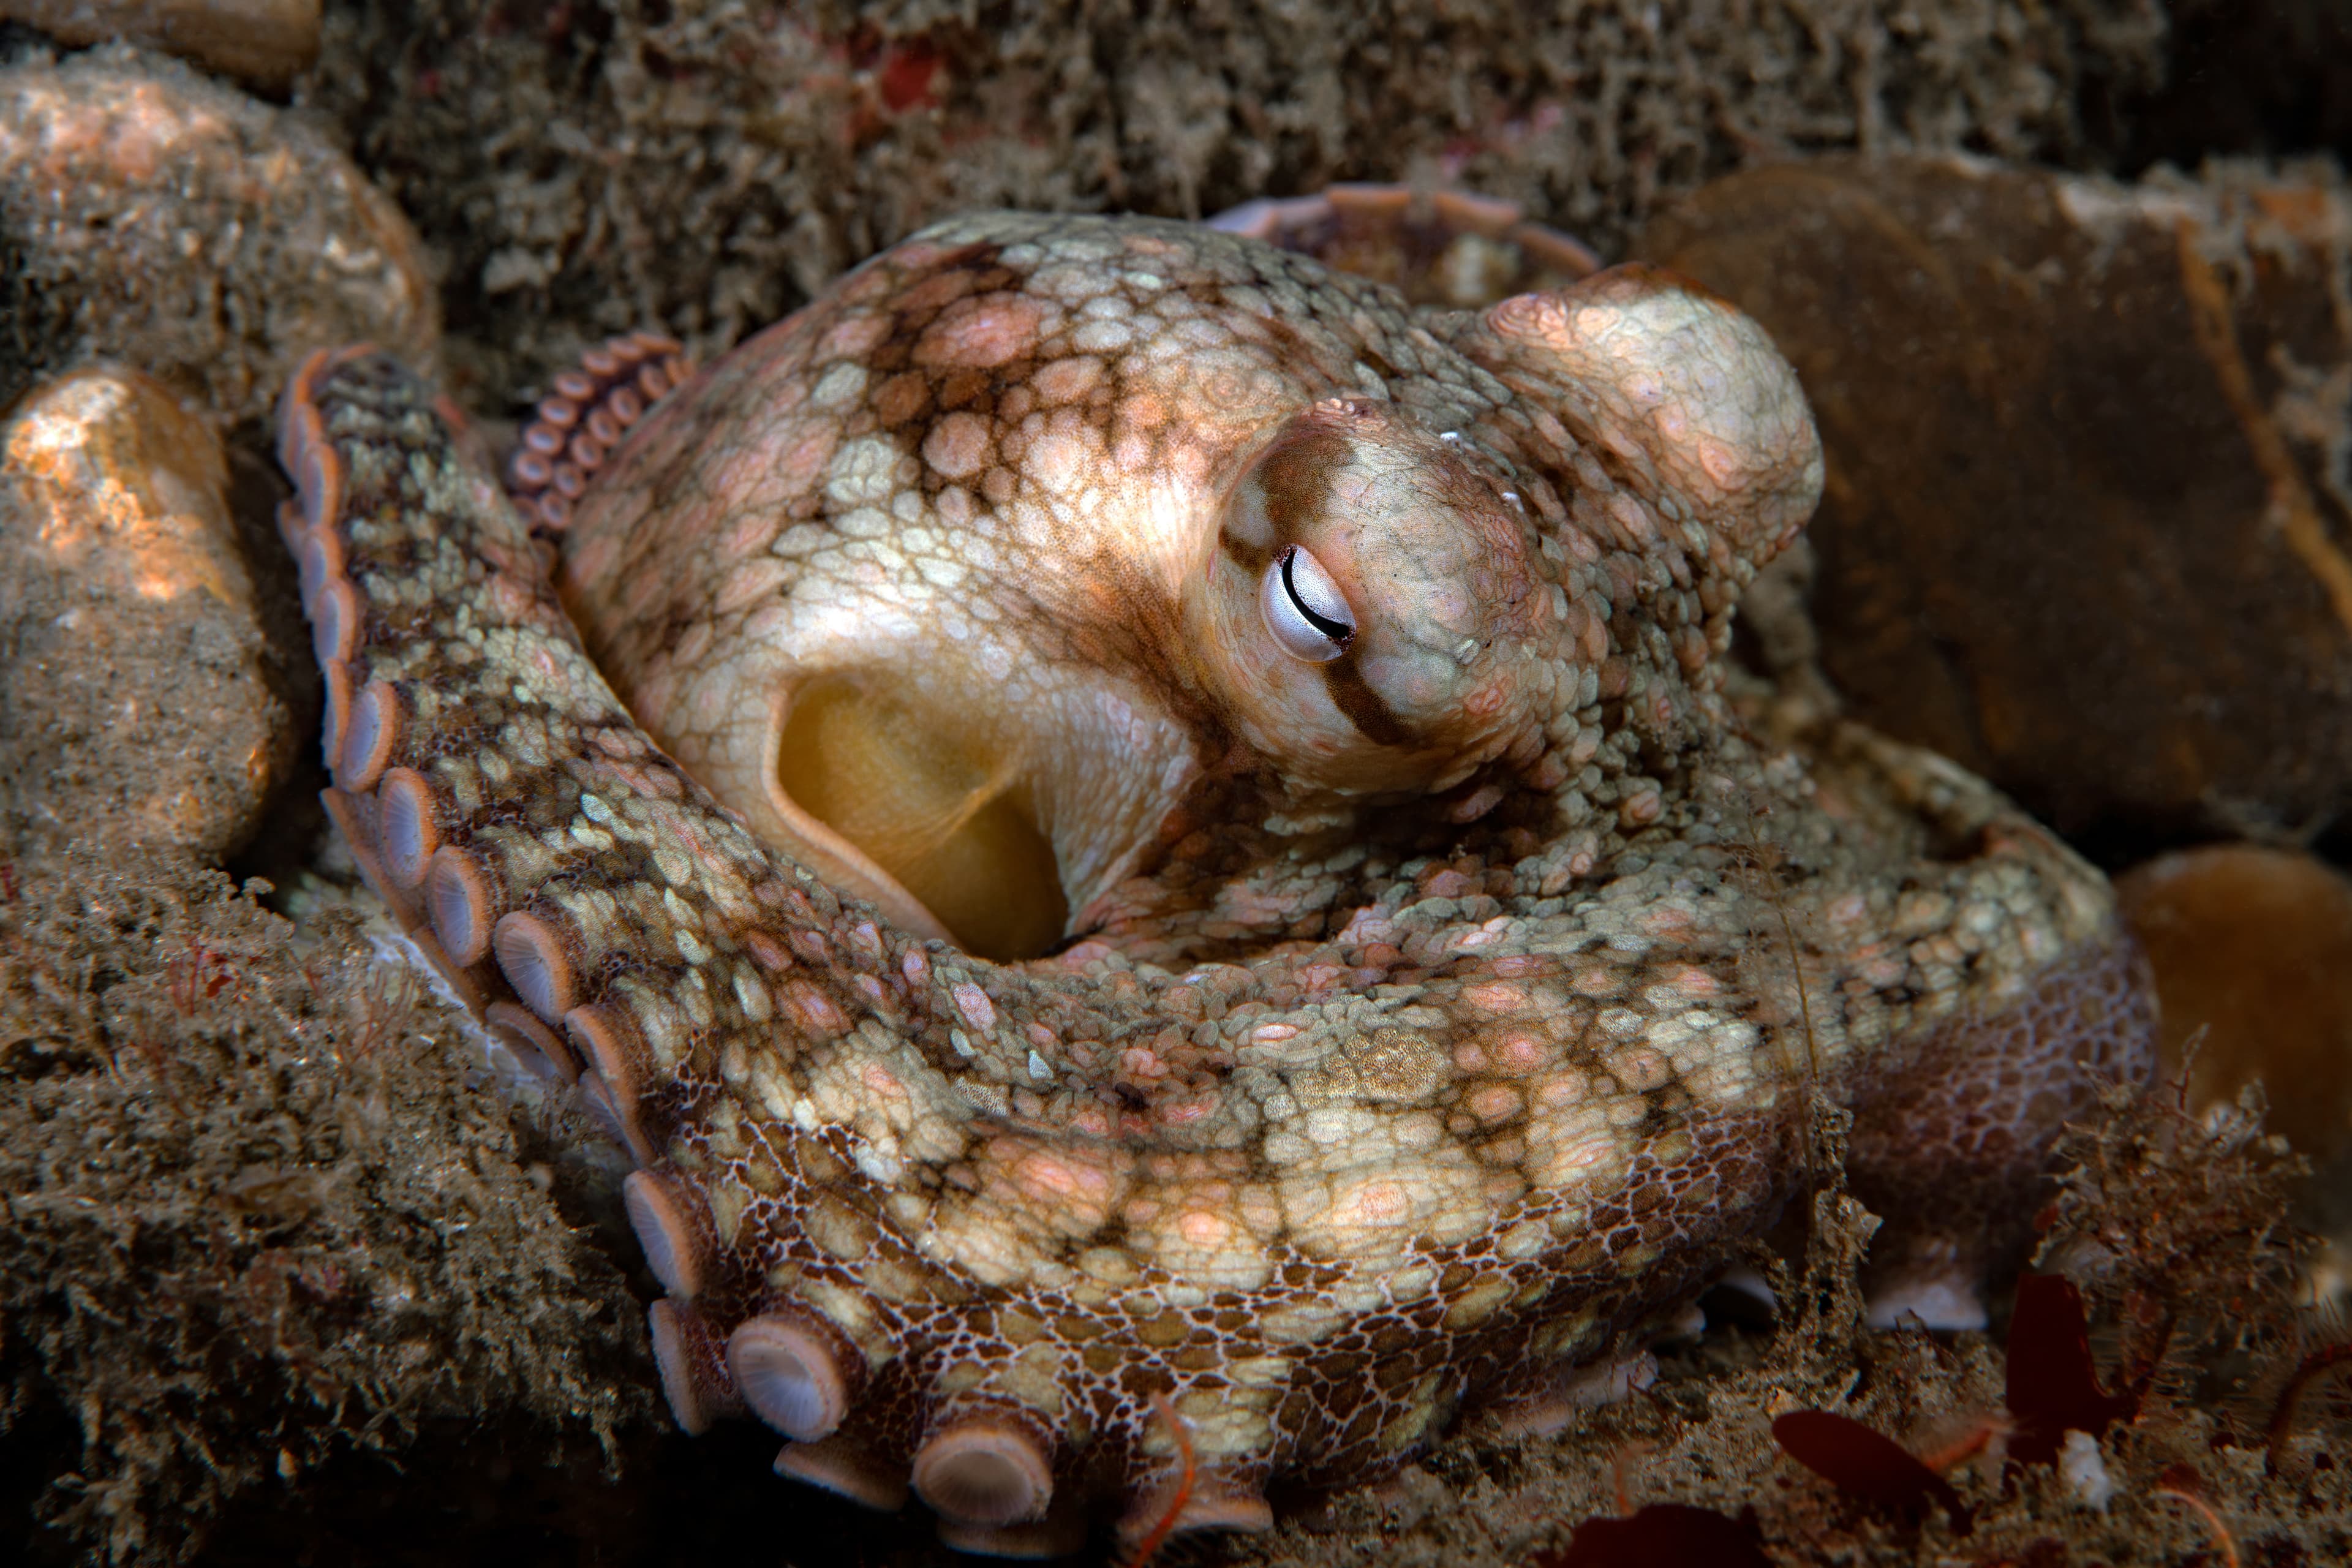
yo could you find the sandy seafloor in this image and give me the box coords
[6,1,2352,1564]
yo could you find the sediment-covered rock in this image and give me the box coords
[0,367,293,862]
[0,43,437,428]
[0,848,652,1564]
[300,0,2170,395]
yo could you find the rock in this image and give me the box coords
[1641,156,2352,843]
[0,366,296,862]
[0,43,438,429]
[2116,844,2352,1164]
[0,0,320,86]
[2115,842,2352,1298]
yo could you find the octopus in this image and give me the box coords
[274,205,2155,1554]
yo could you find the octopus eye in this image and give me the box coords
[1261,545,1355,663]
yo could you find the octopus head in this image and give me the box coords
[1189,398,1547,796]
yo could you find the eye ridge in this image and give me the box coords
[1280,546,1353,645]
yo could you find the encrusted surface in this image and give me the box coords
[1,366,295,861]
[0,43,438,429]
[300,0,2171,396]
[279,212,2155,1539]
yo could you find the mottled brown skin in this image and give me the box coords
[279,212,2154,1550]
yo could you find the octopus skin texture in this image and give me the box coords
[275,210,2156,1551]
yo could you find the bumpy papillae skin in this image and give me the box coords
[279,212,2155,1550]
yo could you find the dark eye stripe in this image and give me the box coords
[1280,548,1353,644]
[1318,654,1411,747]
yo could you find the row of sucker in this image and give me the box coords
[282,348,1118,1547]
[505,332,693,532]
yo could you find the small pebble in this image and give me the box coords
[2059,1429,2113,1511]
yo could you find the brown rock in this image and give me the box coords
[0,366,296,862]
[2116,844,2352,1162]
[0,0,320,86]
[0,44,438,429]
[1642,156,2352,842]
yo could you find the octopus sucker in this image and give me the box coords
[279,211,2155,1547]
[509,331,696,533]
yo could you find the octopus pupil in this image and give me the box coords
[1281,547,1352,644]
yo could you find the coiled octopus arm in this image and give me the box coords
[278,211,2153,1552]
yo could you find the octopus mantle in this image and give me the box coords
[276,211,2154,1551]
